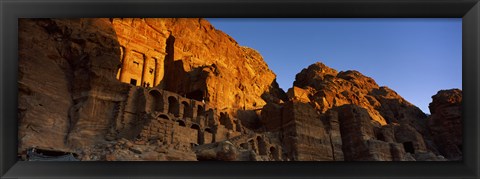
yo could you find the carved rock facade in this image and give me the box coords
[18,18,461,161]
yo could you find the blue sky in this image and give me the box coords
[207,18,462,114]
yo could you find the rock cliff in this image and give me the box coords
[112,18,286,112]
[292,62,427,126]
[18,18,461,161]
[18,18,129,152]
[262,62,452,161]
[427,89,462,160]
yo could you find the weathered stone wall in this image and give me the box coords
[18,18,131,152]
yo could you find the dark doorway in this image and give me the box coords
[130,78,137,86]
[403,142,415,154]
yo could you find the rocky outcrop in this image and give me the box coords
[18,18,460,161]
[427,89,462,160]
[196,141,238,161]
[292,62,426,126]
[262,62,448,161]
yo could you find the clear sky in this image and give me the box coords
[207,18,462,114]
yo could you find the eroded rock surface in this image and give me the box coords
[262,62,450,161]
[18,18,460,161]
[427,89,462,160]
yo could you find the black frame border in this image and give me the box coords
[1,0,479,178]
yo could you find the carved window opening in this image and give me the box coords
[403,141,415,154]
[158,114,169,121]
[270,146,278,160]
[204,128,213,144]
[130,78,137,86]
[205,128,212,133]
[191,124,200,130]
[168,96,180,117]
[220,112,234,130]
[257,136,267,155]
[234,120,242,132]
[147,90,164,113]
[207,109,214,123]
[182,101,193,118]
[197,105,205,117]
[176,120,186,127]
[248,139,256,153]
[270,146,276,154]
[191,124,202,145]
[133,61,139,65]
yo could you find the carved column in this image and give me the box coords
[152,57,157,87]
[140,54,147,86]
[154,56,164,87]
[119,48,131,83]
[117,46,125,80]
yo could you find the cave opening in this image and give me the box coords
[403,141,415,154]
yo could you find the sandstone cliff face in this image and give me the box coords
[18,18,460,161]
[112,18,286,113]
[262,62,448,161]
[292,62,426,126]
[18,18,285,160]
[18,18,129,152]
[427,89,462,160]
